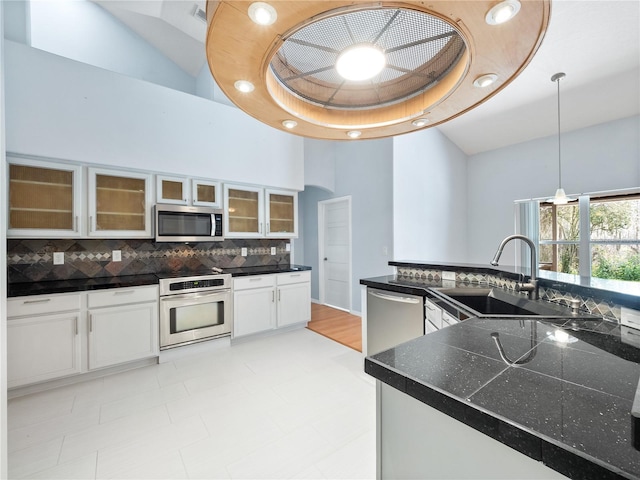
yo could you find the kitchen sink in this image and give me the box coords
[434,286,582,318]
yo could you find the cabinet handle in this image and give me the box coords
[278,290,281,301]
[75,216,78,232]
[289,274,301,277]
[259,222,263,234]
[114,290,135,295]
[75,317,78,335]
[23,298,51,304]
[89,314,93,333]
[249,278,263,282]
[90,216,94,230]
[267,223,270,234]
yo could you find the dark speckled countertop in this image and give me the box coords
[363,277,640,479]
[7,265,312,297]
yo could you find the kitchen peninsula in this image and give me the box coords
[362,261,640,480]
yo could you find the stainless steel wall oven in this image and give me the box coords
[159,273,232,350]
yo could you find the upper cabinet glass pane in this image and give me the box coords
[9,164,74,230]
[95,174,146,231]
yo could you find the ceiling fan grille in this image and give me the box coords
[269,7,466,110]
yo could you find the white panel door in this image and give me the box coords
[320,197,351,311]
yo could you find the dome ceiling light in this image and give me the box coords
[248,2,277,26]
[206,1,550,140]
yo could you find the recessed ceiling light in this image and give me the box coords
[485,0,521,25]
[336,44,386,82]
[346,130,362,139]
[473,73,498,88]
[412,118,429,127]
[234,80,255,93]
[248,2,277,26]
[282,120,297,129]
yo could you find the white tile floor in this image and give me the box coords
[8,329,376,479]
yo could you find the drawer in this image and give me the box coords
[277,271,311,286]
[8,293,82,318]
[88,285,158,309]
[234,275,276,291]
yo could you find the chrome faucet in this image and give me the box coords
[490,234,539,300]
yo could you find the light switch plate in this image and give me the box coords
[241,247,248,256]
[271,247,277,255]
[112,250,122,262]
[285,243,291,252]
[53,252,64,265]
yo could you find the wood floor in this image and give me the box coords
[307,303,362,352]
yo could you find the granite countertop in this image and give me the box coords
[7,265,312,297]
[365,316,640,479]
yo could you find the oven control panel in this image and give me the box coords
[169,278,225,291]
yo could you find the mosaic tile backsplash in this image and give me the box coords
[7,238,290,283]
[396,266,622,322]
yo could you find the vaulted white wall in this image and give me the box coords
[393,128,468,262]
[466,115,640,264]
[4,41,304,190]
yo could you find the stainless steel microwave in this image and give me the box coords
[155,205,224,242]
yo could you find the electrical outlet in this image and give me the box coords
[285,243,291,252]
[241,247,248,256]
[442,271,456,281]
[112,250,122,262]
[271,247,277,255]
[53,252,64,265]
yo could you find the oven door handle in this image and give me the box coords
[160,290,231,302]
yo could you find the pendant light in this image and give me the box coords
[549,72,571,205]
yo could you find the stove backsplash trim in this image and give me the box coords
[7,238,291,283]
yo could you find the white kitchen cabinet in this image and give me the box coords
[224,184,298,238]
[156,175,222,208]
[442,310,459,327]
[424,298,443,330]
[224,184,265,238]
[88,167,153,237]
[7,156,84,238]
[276,272,311,327]
[233,275,277,337]
[233,271,310,338]
[7,293,82,388]
[87,286,159,370]
[265,189,298,238]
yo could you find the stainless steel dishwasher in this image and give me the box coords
[366,288,424,356]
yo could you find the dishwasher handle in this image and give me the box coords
[368,290,421,304]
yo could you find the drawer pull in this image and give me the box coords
[289,274,301,277]
[114,290,135,295]
[75,317,78,335]
[250,278,263,282]
[23,298,51,305]
[89,315,93,333]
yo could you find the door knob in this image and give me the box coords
[324,257,328,261]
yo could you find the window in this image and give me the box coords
[537,194,640,281]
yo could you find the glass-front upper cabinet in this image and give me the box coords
[88,167,152,237]
[192,179,221,208]
[156,175,221,208]
[266,189,298,238]
[224,184,265,238]
[156,175,189,205]
[7,156,83,238]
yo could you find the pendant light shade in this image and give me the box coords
[548,72,573,205]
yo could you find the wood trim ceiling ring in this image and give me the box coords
[205,1,550,140]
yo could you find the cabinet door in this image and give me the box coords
[157,175,189,205]
[88,168,152,237]
[7,312,81,388]
[233,287,276,337]
[424,299,442,329]
[224,184,265,238]
[88,303,159,370]
[277,282,311,328]
[7,156,83,238]
[266,189,298,238]
[192,179,221,208]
